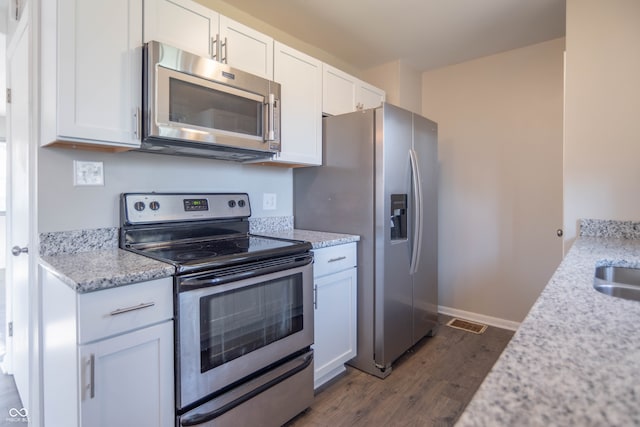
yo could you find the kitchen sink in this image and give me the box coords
[594,266,640,301]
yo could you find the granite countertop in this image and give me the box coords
[456,235,640,426]
[40,226,359,294]
[255,229,360,249]
[40,250,175,293]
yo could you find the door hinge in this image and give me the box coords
[8,321,13,337]
[6,88,11,104]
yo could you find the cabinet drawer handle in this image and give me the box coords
[109,302,155,316]
[89,354,95,399]
[313,284,318,309]
[328,256,347,263]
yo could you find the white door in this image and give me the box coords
[143,0,219,58]
[57,0,142,146]
[6,17,32,410]
[219,15,273,79]
[357,82,385,110]
[273,42,322,166]
[322,64,357,116]
[80,322,174,427]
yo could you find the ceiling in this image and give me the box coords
[225,0,566,72]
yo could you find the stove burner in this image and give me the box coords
[176,250,218,261]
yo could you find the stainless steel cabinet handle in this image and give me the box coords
[221,36,228,63]
[328,256,346,263]
[109,302,155,316]
[134,108,141,141]
[11,246,28,256]
[211,35,219,60]
[313,284,318,309]
[89,354,95,399]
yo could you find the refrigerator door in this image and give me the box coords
[411,114,439,342]
[293,110,380,375]
[374,104,414,369]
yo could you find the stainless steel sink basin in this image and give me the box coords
[594,266,640,301]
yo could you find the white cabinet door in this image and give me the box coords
[323,63,385,116]
[313,247,357,390]
[358,81,385,110]
[56,0,142,147]
[144,0,218,58]
[322,64,358,116]
[271,42,322,166]
[219,15,274,79]
[80,321,174,427]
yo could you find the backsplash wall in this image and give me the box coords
[38,146,293,233]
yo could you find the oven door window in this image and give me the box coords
[200,273,304,373]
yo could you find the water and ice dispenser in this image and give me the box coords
[390,194,407,240]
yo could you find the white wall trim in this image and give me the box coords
[438,305,521,331]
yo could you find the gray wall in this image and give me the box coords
[38,146,292,232]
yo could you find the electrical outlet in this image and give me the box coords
[263,193,277,210]
[74,160,104,186]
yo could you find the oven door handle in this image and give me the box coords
[179,254,313,291]
[179,351,313,426]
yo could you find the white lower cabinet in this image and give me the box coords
[312,243,357,389]
[42,268,174,427]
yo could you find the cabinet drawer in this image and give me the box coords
[313,243,357,277]
[78,277,173,344]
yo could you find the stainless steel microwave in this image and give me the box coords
[140,41,281,162]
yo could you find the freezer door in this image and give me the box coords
[411,114,439,342]
[374,104,414,369]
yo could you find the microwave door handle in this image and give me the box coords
[266,93,275,141]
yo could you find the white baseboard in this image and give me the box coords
[438,305,520,331]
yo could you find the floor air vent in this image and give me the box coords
[446,318,488,334]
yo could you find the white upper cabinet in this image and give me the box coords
[144,0,273,79]
[322,63,385,116]
[41,0,143,148]
[143,0,218,58]
[268,42,322,166]
[219,15,274,80]
[358,80,386,110]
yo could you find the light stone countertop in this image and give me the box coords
[39,228,359,294]
[40,250,175,293]
[254,229,360,249]
[456,236,640,426]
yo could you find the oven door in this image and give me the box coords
[177,260,313,409]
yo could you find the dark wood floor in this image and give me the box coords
[285,315,514,427]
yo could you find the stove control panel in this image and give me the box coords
[122,193,251,224]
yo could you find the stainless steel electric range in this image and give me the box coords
[119,192,314,427]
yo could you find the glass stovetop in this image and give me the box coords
[133,235,310,271]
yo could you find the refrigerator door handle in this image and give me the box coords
[409,149,424,275]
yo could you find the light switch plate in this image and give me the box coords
[74,160,104,186]
[263,193,277,210]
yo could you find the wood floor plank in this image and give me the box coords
[285,315,514,427]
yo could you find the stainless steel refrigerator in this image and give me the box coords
[294,103,438,379]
